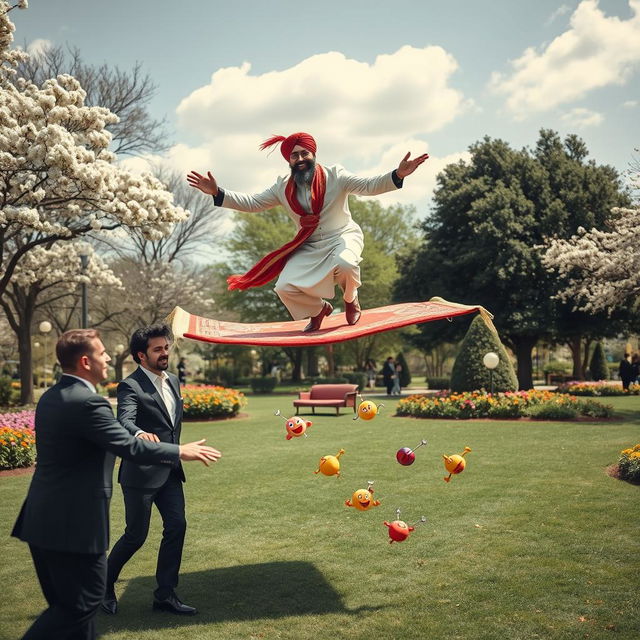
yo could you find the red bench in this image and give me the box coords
[293,384,359,415]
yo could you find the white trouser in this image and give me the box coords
[275,257,361,320]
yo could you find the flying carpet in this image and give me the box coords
[168,297,495,347]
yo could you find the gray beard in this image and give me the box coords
[292,159,316,187]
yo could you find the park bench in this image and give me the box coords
[293,383,359,415]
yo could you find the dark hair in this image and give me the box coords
[56,329,101,371]
[130,324,173,364]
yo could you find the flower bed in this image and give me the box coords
[104,382,118,398]
[0,410,36,470]
[555,381,640,396]
[396,390,613,420]
[182,385,246,420]
[617,444,640,483]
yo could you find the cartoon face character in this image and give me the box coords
[345,486,381,511]
[443,446,472,482]
[314,448,345,477]
[285,416,312,440]
[384,519,414,543]
[357,400,378,421]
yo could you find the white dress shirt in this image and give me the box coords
[140,366,176,426]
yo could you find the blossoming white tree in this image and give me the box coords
[543,168,640,315]
[0,2,187,402]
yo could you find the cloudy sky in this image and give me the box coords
[12,0,640,215]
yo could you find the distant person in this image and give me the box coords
[382,357,395,396]
[631,353,640,385]
[391,360,402,396]
[619,353,634,390]
[364,360,376,390]
[11,329,221,640]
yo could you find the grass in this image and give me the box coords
[1,393,639,640]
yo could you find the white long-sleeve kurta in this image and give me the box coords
[220,165,401,318]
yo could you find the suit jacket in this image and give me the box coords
[382,361,395,382]
[116,367,185,489]
[11,376,179,554]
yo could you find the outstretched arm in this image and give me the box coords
[187,171,218,196]
[396,152,429,179]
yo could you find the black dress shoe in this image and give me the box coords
[344,297,361,325]
[101,587,117,615]
[152,593,197,615]
[303,301,333,332]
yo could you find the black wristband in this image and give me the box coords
[391,170,404,189]
[212,187,225,207]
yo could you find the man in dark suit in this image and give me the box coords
[11,329,221,640]
[104,325,196,616]
[382,357,396,396]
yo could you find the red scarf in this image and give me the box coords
[227,166,326,290]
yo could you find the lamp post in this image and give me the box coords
[79,249,90,328]
[39,321,52,389]
[483,351,500,395]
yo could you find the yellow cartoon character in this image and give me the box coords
[443,446,472,482]
[345,481,381,511]
[353,395,384,421]
[314,448,345,477]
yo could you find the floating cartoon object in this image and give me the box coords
[383,509,427,544]
[275,410,312,440]
[353,395,384,421]
[314,448,345,477]
[443,446,472,482]
[345,481,381,511]
[396,439,427,466]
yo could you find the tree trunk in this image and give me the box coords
[306,347,319,378]
[511,336,538,390]
[566,336,584,380]
[114,353,127,382]
[18,323,34,405]
[283,347,304,382]
[325,344,335,378]
[582,338,592,379]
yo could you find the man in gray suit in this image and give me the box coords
[104,325,197,616]
[12,329,221,640]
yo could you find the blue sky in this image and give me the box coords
[11,0,640,215]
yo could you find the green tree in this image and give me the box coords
[397,130,629,389]
[588,342,608,381]
[450,316,517,393]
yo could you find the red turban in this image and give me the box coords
[260,132,317,160]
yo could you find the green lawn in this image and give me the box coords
[1,394,639,640]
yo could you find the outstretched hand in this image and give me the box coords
[179,439,222,466]
[187,171,218,196]
[396,152,429,179]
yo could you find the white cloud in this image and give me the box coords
[622,99,638,107]
[27,38,53,57]
[126,46,470,213]
[561,107,604,127]
[546,4,572,25]
[491,0,640,119]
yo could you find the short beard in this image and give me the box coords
[291,158,316,187]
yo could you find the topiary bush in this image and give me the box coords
[395,352,411,388]
[589,342,609,381]
[450,316,518,393]
[249,377,278,394]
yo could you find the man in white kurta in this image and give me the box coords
[187,132,428,331]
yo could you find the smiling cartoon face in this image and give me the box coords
[346,488,379,511]
[285,416,312,440]
[358,400,378,420]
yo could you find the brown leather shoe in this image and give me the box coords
[303,302,333,332]
[344,297,361,325]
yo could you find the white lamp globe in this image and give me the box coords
[39,320,52,333]
[483,352,500,370]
